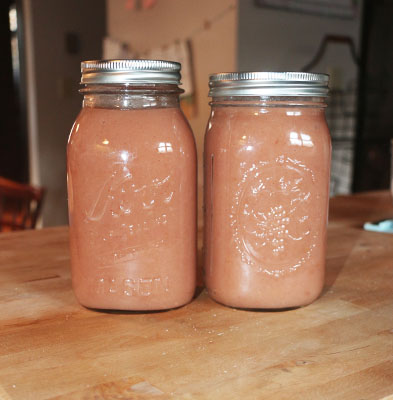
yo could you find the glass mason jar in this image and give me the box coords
[67,60,197,310]
[204,72,331,309]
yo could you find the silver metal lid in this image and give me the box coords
[209,72,329,97]
[81,59,181,85]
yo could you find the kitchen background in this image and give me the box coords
[1,0,392,227]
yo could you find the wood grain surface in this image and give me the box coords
[0,191,392,399]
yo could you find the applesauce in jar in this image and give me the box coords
[67,60,197,310]
[204,72,331,309]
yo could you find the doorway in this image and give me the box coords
[0,0,28,183]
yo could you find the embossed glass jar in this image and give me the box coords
[204,72,331,309]
[67,60,197,310]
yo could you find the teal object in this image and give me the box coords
[364,219,393,234]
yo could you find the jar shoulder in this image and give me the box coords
[69,107,195,150]
[205,107,331,146]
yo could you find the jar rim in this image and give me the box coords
[209,96,327,108]
[209,72,329,98]
[79,83,184,95]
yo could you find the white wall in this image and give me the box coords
[24,0,106,226]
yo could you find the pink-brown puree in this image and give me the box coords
[204,104,331,308]
[68,106,197,310]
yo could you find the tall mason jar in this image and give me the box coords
[204,72,331,309]
[67,60,197,310]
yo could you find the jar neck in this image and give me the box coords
[81,84,182,110]
[210,96,327,109]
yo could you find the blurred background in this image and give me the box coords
[1,0,392,228]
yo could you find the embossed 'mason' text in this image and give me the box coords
[96,276,169,296]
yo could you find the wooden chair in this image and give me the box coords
[0,177,45,232]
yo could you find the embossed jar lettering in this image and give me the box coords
[232,156,317,276]
[95,276,169,297]
[204,72,331,309]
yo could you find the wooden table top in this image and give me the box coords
[0,191,393,400]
